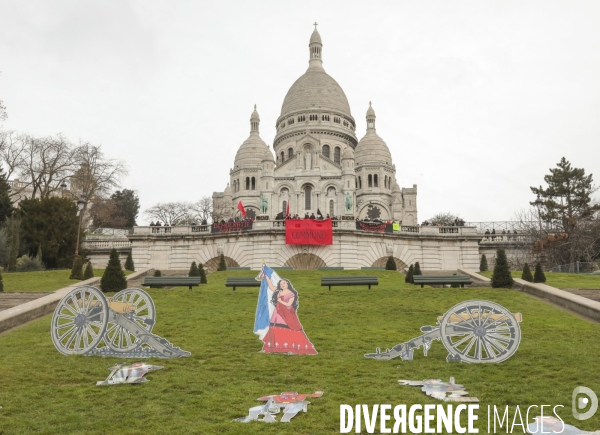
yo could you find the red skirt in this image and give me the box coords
[262,326,317,354]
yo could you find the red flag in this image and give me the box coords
[286,201,290,216]
[237,201,246,217]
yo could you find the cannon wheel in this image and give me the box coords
[439,300,521,363]
[104,288,156,352]
[50,286,109,355]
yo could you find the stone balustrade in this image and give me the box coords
[83,237,132,249]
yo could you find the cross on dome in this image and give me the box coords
[313,21,318,30]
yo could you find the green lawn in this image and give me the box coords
[1,269,134,293]
[479,270,600,289]
[0,270,599,434]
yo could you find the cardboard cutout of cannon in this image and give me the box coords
[235,391,324,423]
[365,300,522,363]
[51,286,190,358]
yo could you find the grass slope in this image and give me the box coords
[0,270,599,434]
[479,271,600,289]
[2,269,132,293]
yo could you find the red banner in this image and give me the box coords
[285,219,333,245]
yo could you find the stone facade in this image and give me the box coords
[213,26,417,224]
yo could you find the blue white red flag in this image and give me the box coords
[254,263,280,339]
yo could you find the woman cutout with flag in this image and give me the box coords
[254,263,317,355]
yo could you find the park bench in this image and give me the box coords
[361,267,386,270]
[142,277,202,290]
[318,267,345,270]
[225,277,261,291]
[412,275,472,288]
[227,267,251,271]
[321,276,378,291]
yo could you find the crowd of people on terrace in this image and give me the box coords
[483,228,519,241]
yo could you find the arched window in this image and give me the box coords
[251,177,256,190]
[334,147,341,164]
[282,200,287,214]
[329,200,334,216]
[246,177,250,190]
[384,176,387,189]
[280,151,285,163]
[358,176,362,189]
[368,174,372,188]
[374,174,378,188]
[322,145,330,158]
[304,186,312,210]
[288,148,294,159]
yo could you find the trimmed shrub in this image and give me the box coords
[405,264,414,284]
[217,254,227,271]
[414,262,422,275]
[124,252,135,271]
[491,249,513,288]
[533,262,546,283]
[385,256,396,270]
[83,262,94,280]
[521,263,533,282]
[153,269,162,277]
[480,254,488,272]
[69,256,84,279]
[189,261,200,277]
[199,263,207,284]
[100,248,127,293]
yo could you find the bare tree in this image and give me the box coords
[144,202,195,225]
[69,142,128,208]
[191,196,213,223]
[211,198,232,222]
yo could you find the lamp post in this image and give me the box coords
[74,194,87,258]
[534,194,546,270]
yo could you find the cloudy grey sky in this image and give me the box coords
[1,1,599,224]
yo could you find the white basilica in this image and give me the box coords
[213,26,418,224]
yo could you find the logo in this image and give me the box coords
[572,386,598,420]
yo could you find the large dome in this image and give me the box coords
[280,69,352,118]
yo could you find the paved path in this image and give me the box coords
[0,292,53,312]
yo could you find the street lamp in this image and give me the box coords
[74,194,87,258]
[534,194,546,270]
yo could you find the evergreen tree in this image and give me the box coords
[480,254,488,272]
[153,269,162,277]
[217,254,227,271]
[36,244,42,263]
[385,256,396,270]
[189,261,200,276]
[405,264,414,284]
[414,262,422,275]
[69,256,84,280]
[533,262,546,283]
[521,263,533,282]
[6,216,20,271]
[124,251,135,271]
[0,269,4,292]
[100,248,127,293]
[491,249,514,288]
[0,166,13,224]
[83,261,94,279]
[198,263,207,284]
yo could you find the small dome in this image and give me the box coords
[355,131,392,165]
[392,182,401,193]
[234,134,269,168]
[310,29,322,44]
[250,105,260,121]
[224,183,232,195]
[366,101,375,118]
[262,147,275,162]
[342,146,354,159]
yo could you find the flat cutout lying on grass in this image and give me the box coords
[51,286,190,358]
[234,391,324,423]
[527,416,599,434]
[254,263,317,355]
[365,300,522,363]
[96,362,164,385]
[399,377,479,402]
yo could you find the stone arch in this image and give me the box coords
[283,253,327,270]
[204,256,240,274]
[372,256,407,270]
